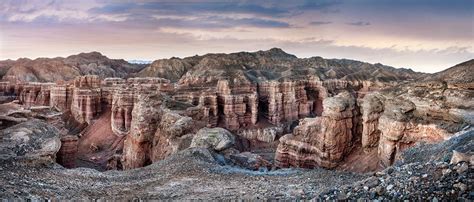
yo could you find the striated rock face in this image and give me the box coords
[56,135,79,168]
[70,76,102,124]
[71,88,101,124]
[257,79,327,125]
[50,85,73,111]
[361,93,385,151]
[190,127,235,151]
[151,111,195,161]
[17,83,54,107]
[275,91,356,168]
[175,91,219,127]
[217,80,258,130]
[111,89,134,135]
[122,93,163,169]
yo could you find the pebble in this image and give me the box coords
[453,183,467,192]
[422,174,428,178]
[455,163,468,174]
[442,169,452,176]
[386,184,394,191]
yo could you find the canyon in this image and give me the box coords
[0,49,472,199]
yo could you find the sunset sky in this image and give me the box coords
[0,0,473,73]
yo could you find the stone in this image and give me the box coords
[190,127,235,151]
[455,163,468,174]
[450,150,473,165]
[453,183,467,192]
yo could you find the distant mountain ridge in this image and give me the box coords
[0,52,144,82]
[136,48,427,85]
[2,48,468,84]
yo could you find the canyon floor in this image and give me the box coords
[0,129,472,200]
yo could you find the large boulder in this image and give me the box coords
[190,127,235,151]
[0,119,61,161]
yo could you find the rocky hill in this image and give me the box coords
[137,48,426,84]
[428,59,474,84]
[0,52,144,82]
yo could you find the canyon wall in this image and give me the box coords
[275,91,357,169]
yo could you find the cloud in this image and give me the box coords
[346,21,371,26]
[150,16,290,29]
[309,21,332,26]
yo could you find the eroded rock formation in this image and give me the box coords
[122,92,163,169]
[275,91,357,168]
[0,49,471,174]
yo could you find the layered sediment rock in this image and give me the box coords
[50,85,73,111]
[71,88,101,124]
[70,76,102,124]
[56,135,79,168]
[275,91,356,168]
[122,93,163,169]
[377,98,449,167]
[17,83,54,107]
[111,89,134,135]
[217,80,258,130]
[257,78,327,125]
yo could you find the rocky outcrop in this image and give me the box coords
[0,119,61,162]
[377,98,449,167]
[56,135,78,168]
[151,111,195,161]
[122,93,163,169]
[361,93,385,151]
[275,91,356,168]
[190,127,235,151]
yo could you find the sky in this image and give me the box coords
[0,0,473,73]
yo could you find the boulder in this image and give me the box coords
[0,119,61,162]
[190,127,235,151]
